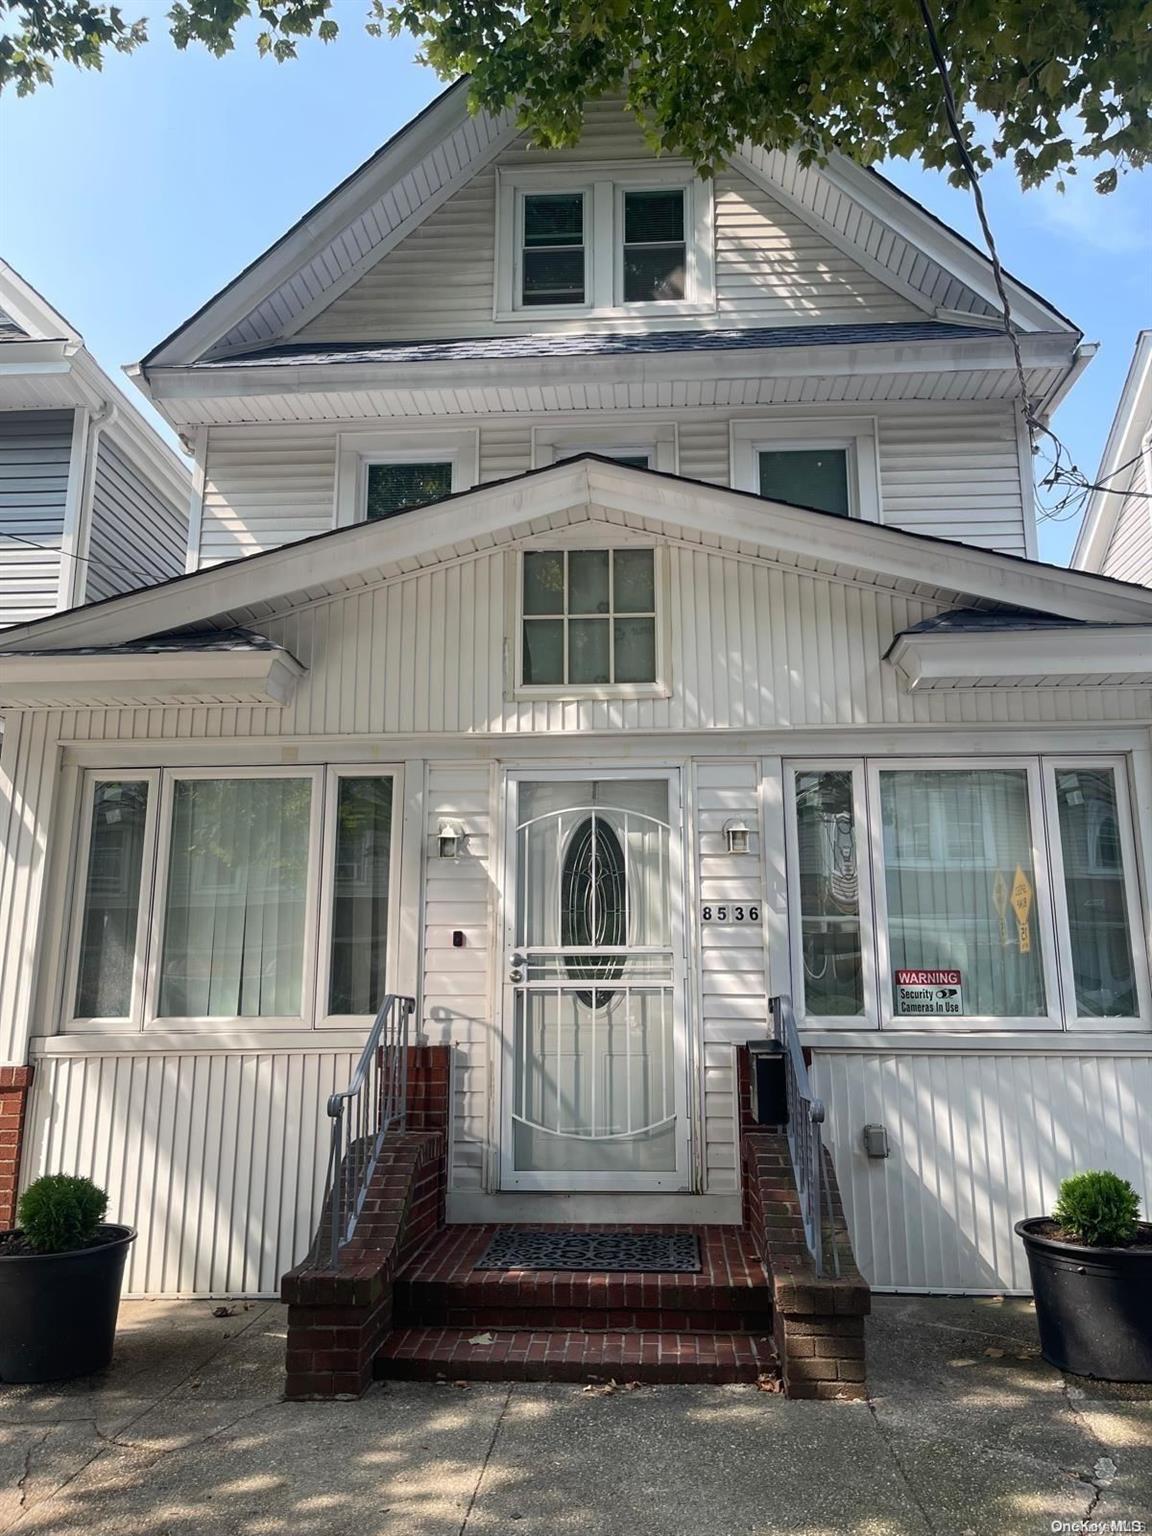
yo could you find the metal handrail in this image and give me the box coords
[324,992,416,1266]
[770,994,839,1278]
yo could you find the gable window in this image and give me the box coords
[520,547,659,691]
[621,190,686,302]
[496,167,714,318]
[522,192,586,307]
[365,461,453,521]
[731,417,881,523]
[335,430,478,528]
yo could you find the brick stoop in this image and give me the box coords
[0,1066,33,1230]
[376,1222,778,1386]
[281,1044,450,1400]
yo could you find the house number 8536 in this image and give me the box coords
[701,904,760,923]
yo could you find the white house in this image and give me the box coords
[1073,329,1152,586]
[0,261,191,625]
[1,85,1150,1321]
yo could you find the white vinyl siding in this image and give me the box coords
[815,1047,1152,1292]
[695,760,766,1192]
[1100,452,1152,586]
[0,409,73,624]
[84,438,186,603]
[195,401,1033,567]
[296,108,923,343]
[420,763,494,1193]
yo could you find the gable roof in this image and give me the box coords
[3,457,1151,667]
[1072,330,1152,573]
[138,85,1079,379]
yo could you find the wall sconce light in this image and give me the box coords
[437,820,465,859]
[723,818,752,856]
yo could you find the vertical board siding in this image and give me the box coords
[0,711,62,1064]
[1102,455,1152,586]
[84,438,186,602]
[695,760,766,1191]
[297,116,921,343]
[421,763,494,1191]
[0,409,72,624]
[256,537,1148,738]
[813,1050,1152,1292]
[198,401,1033,568]
[23,1048,359,1295]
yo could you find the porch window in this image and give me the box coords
[791,769,868,1019]
[158,777,313,1019]
[1051,767,1141,1019]
[73,780,151,1020]
[327,775,394,1016]
[520,548,659,690]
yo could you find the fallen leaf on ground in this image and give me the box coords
[468,1332,495,1345]
[212,1305,236,1319]
[983,1347,1005,1358]
[948,1358,978,1368]
[581,1380,618,1396]
[756,1375,783,1393]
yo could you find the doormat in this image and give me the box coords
[475,1229,701,1273]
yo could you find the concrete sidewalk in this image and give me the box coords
[1,1294,1149,1535]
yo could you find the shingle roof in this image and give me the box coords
[196,320,1002,370]
[0,305,29,342]
[899,606,1149,635]
[7,627,283,657]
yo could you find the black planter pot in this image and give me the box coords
[1015,1217,1152,1382]
[0,1225,136,1383]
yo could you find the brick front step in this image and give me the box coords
[394,1223,773,1335]
[375,1326,777,1384]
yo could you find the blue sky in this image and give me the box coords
[1,21,1149,565]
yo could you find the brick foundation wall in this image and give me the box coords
[281,1044,450,1400]
[739,1049,870,1401]
[0,1066,33,1230]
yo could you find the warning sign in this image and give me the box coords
[894,968,964,1016]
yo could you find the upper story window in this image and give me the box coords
[731,416,881,523]
[522,193,586,307]
[497,166,714,320]
[335,429,478,528]
[518,547,662,694]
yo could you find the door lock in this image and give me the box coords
[509,954,525,983]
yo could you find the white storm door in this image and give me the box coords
[500,772,690,1191]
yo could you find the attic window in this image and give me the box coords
[522,193,586,307]
[622,191,686,303]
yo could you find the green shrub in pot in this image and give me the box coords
[1052,1170,1141,1248]
[17,1175,108,1254]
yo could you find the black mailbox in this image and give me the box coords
[748,1039,788,1127]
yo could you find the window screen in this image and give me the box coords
[365,461,453,521]
[329,776,394,1015]
[522,192,585,306]
[1054,768,1139,1017]
[74,781,150,1018]
[622,191,686,302]
[758,448,851,517]
[522,548,657,687]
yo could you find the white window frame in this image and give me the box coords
[730,416,882,524]
[494,163,715,321]
[316,764,404,1030]
[65,771,160,1033]
[867,757,1064,1032]
[513,541,669,701]
[334,429,479,528]
[1042,756,1152,1032]
[143,766,324,1032]
[783,760,878,1032]
[531,421,678,472]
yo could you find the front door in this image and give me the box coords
[500,772,690,1190]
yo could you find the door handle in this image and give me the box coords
[509,954,525,983]
[509,969,524,983]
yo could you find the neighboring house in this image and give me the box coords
[1072,329,1152,585]
[0,262,191,624]
[0,87,1150,1354]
